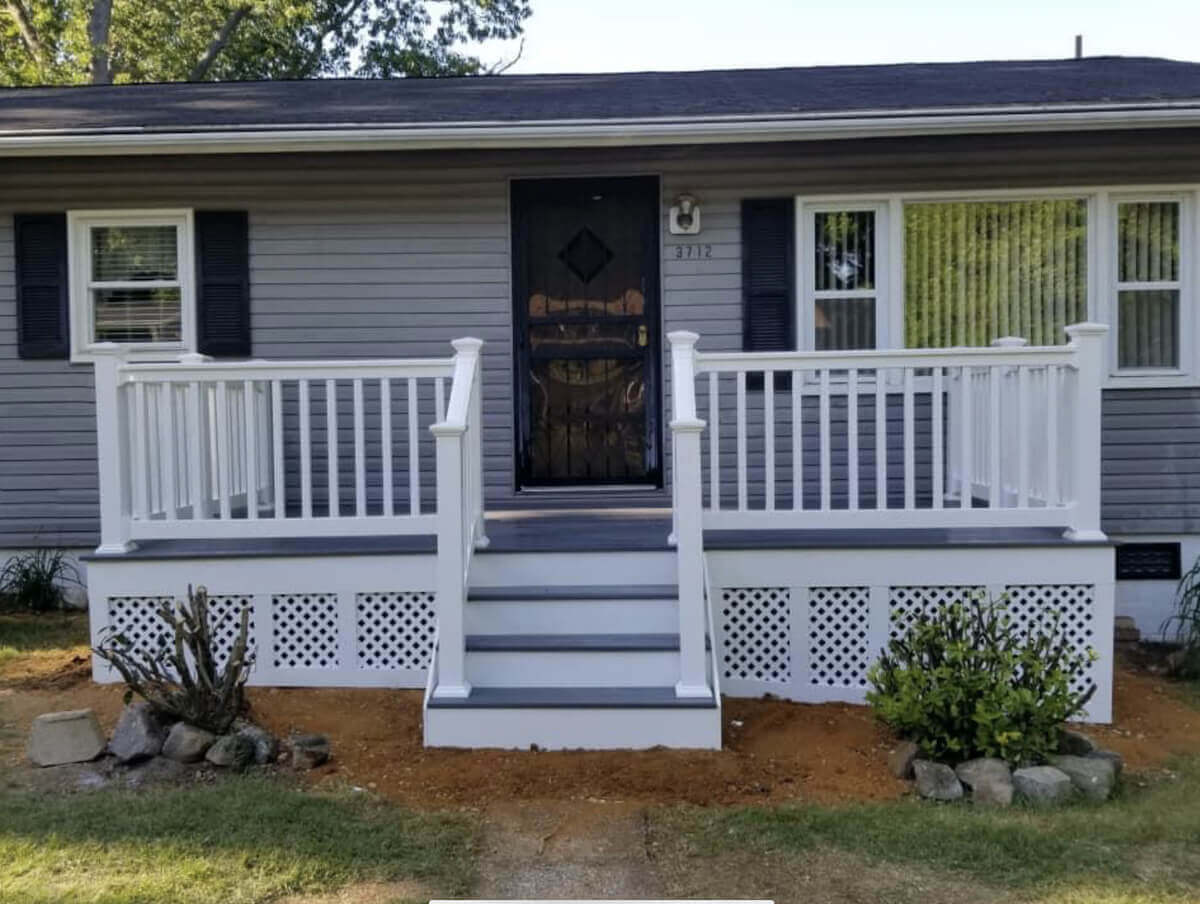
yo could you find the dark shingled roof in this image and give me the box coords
[2,56,1200,134]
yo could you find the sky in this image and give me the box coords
[482,0,1200,74]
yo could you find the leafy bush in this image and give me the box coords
[0,548,80,612]
[1162,555,1200,678]
[866,595,1095,765]
[93,585,254,733]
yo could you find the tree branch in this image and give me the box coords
[485,38,524,75]
[289,0,369,78]
[4,0,43,64]
[89,0,114,84]
[189,4,253,81]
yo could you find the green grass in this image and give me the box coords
[660,757,1200,903]
[0,776,477,904]
[0,612,90,675]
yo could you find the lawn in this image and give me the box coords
[0,778,476,904]
[0,612,90,680]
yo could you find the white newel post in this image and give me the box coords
[1064,323,1109,541]
[93,345,135,554]
[667,331,711,698]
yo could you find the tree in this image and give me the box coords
[0,0,530,86]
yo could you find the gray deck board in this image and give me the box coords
[465,633,681,652]
[425,686,717,709]
[468,584,678,601]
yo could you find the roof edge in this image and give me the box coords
[2,101,1199,156]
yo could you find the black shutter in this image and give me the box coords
[14,213,69,359]
[741,198,795,352]
[195,211,251,357]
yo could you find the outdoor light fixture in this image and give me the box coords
[669,193,701,235]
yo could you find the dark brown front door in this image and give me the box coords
[512,176,661,487]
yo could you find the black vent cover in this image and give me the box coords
[1115,543,1182,581]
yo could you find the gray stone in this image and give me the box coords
[1048,754,1117,801]
[206,734,256,771]
[955,758,1014,807]
[1057,727,1098,756]
[27,709,106,766]
[161,723,216,763]
[887,741,919,779]
[1087,748,1125,776]
[1013,766,1074,804]
[108,703,165,763]
[290,733,330,769]
[912,760,964,801]
[234,721,278,765]
[121,756,190,789]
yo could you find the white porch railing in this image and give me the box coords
[93,340,486,553]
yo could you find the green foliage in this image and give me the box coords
[93,584,253,733]
[1162,554,1200,678]
[0,1,531,86]
[866,595,1095,765]
[0,548,80,613]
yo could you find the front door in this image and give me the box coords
[512,176,661,487]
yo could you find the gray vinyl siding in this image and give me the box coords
[5,129,1200,547]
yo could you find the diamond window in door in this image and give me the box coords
[558,227,614,284]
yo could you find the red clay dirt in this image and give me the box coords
[3,651,1197,808]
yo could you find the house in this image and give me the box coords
[2,56,1198,749]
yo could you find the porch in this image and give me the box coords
[83,325,1115,748]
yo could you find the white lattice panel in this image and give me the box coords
[808,587,871,688]
[355,591,436,671]
[1003,584,1097,696]
[207,594,256,669]
[888,585,987,640]
[718,587,791,685]
[271,593,340,670]
[106,596,173,656]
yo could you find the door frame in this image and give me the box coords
[509,174,664,490]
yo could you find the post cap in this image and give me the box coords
[451,337,484,354]
[1064,322,1110,339]
[991,336,1028,348]
[666,330,700,347]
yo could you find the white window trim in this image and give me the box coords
[67,208,196,363]
[792,184,1200,388]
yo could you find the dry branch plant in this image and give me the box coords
[94,585,254,733]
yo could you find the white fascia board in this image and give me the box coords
[3,102,1200,157]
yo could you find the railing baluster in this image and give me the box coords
[188,381,206,520]
[988,365,1002,508]
[159,383,178,520]
[763,369,775,511]
[931,366,944,509]
[875,367,886,510]
[736,370,747,511]
[708,371,719,511]
[271,380,284,519]
[408,377,420,516]
[381,378,394,517]
[819,368,831,511]
[243,379,259,520]
[959,366,973,509]
[847,367,859,511]
[1017,366,1030,507]
[325,378,339,518]
[353,377,366,517]
[1047,363,1059,505]
[903,367,915,510]
[299,379,312,519]
[216,381,232,520]
[792,369,803,510]
[435,376,446,423]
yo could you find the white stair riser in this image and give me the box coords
[470,551,676,586]
[466,649,680,687]
[424,706,721,750]
[465,599,678,634]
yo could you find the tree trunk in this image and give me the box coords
[189,5,253,81]
[89,0,114,84]
[5,1,44,64]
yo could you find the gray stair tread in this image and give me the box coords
[468,584,678,602]
[466,633,680,652]
[427,686,716,709]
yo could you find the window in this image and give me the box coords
[903,199,1088,348]
[1114,199,1185,371]
[68,210,195,360]
[799,205,884,350]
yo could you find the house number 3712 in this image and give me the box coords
[672,244,713,259]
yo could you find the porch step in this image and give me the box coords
[464,589,679,635]
[469,549,675,586]
[464,633,683,686]
[468,584,678,602]
[423,685,721,749]
[464,632,680,651]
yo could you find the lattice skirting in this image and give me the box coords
[707,544,1115,722]
[88,554,437,688]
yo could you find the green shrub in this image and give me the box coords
[866,595,1095,765]
[1162,555,1200,678]
[0,548,80,613]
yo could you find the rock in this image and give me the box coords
[1057,727,1097,756]
[887,741,919,779]
[290,733,330,769]
[108,703,166,763]
[1049,754,1117,801]
[1113,616,1140,644]
[161,723,216,763]
[1087,748,1125,777]
[912,760,963,801]
[1013,766,1074,804]
[27,709,106,766]
[121,756,189,789]
[28,758,117,793]
[206,734,256,771]
[955,758,1014,807]
[234,721,278,765]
